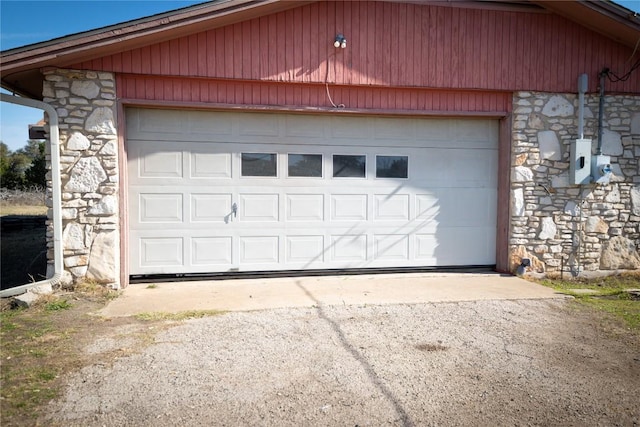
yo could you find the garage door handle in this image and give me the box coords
[231,202,238,218]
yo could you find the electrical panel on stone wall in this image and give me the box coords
[569,138,592,185]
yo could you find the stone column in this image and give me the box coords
[43,69,120,288]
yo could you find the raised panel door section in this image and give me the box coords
[240,194,279,222]
[139,150,182,178]
[191,194,232,222]
[286,194,324,221]
[374,235,409,260]
[286,236,324,263]
[374,194,410,220]
[140,237,183,267]
[192,237,232,265]
[331,235,367,262]
[238,114,279,136]
[191,153,232,178]
[416,194,440,220]
[139,194,183,222]
[331,195,367,221]
[240,237,279,264]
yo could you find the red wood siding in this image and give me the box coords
[75,1,639,94]
[117,75,511,113]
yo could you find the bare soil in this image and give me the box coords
[4,296,635,427]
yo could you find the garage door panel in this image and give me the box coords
[374,234,410,261]
[427,227,496,265]
[286,194,324,221]
[330,235,368,262]
[137,150,183,178]
[239,194,279,221]
[192,237,233,265]
[139,237,184,267]
[127,108,498,275]
[238,114,279,137]
[374,194,410,221]
[331,194,368,221]
[240,236,279,264]
[191,194,232,222]
[139,193,183,223]
[187,111,233,136]
[285,115,327,138]
[286,236,325,263]
[190,152,232,178]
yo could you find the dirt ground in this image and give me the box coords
[31,297,640,427]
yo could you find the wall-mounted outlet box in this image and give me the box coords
[592,154,612,185]
[569,139,592,185]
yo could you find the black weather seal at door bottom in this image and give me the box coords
[129,265,498,284]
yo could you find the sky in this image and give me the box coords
[1,0,640,152]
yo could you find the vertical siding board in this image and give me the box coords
[233,23,243,79]
[159,42,170,75]
[207,30,218,76]
[382,2,392,85]
[308,4,319,83]
[449,7,459,88]
[334,2,344,85]
[398,4,408,85]
[258,17,269,80]
[103,1,639,102]
[149,44,159,75]
[301,6,310,84]
[513,12,523,89]
[389,3,399,86]
[242,21,253,80]
[412,4,421,88]
[275,12,286,81]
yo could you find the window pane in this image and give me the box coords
[241,153,277,177]
[376,156,408,178]
[288,154,322,177]
[333,155,366,178]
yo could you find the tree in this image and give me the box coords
[24,141,46,188]
[0,140,47,189]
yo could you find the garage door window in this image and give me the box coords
[376,155,408,179]
[241,153,277,177]
[288,154,323,177]
[333,155,366,178]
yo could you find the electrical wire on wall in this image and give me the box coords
[324,33,346,109]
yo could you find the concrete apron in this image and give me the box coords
[98,272,565,317]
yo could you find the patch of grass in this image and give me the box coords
[73,279,120,301]
[135,309,225,322]
[146,283,158,289]
[45,299,72,311]
[535,272,640,331]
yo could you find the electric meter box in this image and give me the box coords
[592,154,612,185]
[569,138,592,185]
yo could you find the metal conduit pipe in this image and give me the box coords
[1,93,63,298]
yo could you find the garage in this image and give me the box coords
[127,108,498,276]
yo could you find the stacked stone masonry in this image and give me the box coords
[510,92,640,274]
[43,69,120,288]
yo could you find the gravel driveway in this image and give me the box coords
[48,299,639,426]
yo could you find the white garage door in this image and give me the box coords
[126,108,497,275]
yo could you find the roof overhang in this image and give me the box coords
[530,0,640,48]
[1,0,639,100]
[1,0,312,98]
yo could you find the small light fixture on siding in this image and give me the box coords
[334,34,347,49]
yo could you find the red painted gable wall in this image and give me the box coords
[73,1,638,112]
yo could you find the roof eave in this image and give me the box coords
[1,0,312,97]
[530,0,640,49]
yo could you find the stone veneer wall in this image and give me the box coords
[510,91,640,275]
[43,68,120,288]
